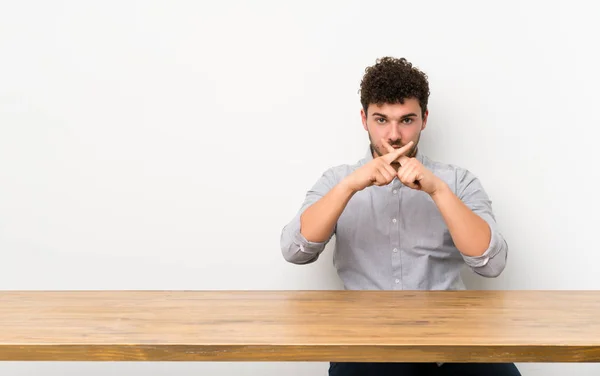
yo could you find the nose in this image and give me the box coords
[389,124,401,142]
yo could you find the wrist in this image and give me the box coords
[429,180,450,198]
[338,177,359,195]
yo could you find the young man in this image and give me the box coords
[280,57,520,376]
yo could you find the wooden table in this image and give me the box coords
[0,290,598,362]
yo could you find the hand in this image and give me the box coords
[341,141,414,193]
[382,140,445,195]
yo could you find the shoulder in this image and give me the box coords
[317,157,366,185]
[421,155,482,195]
[421,154,466,177]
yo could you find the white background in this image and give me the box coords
[1,1,599,374]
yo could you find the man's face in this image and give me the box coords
[361,98,428,169]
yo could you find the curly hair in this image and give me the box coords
[359,57,430,117]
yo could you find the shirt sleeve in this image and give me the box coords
[456,169,508,278]
[280,168,339,265]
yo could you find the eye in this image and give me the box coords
[376,117,386,124]
[402,118,414,124]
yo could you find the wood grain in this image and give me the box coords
[0,290,598,362]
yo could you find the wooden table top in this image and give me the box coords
[0,290,598,362]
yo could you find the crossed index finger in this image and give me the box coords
[381,139,414,164]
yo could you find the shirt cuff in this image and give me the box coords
[461,223,502,268]
[290,214,329,255]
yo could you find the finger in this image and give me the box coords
[398,163,417,182]
[392,140,414,159]
[382,163,397,178]
[406,180,421,190]
[377,164,395,182]
[372,170,390,186]
[381,138,413,156]
[382,141,414,164]
[381,139,395,154]
[398,164,421,188]
[378,161,398,184]
[401,173,421,189]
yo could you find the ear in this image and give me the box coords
[421,110,429,131]
[361,108,368,131]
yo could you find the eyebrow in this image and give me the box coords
[372,112,418,119]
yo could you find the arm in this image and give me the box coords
[280,169,340,265]
[430,183,491,257]
[393,149,508,278]
[432,170,508,277]
[281,141,415,265]
[299,180,355,243]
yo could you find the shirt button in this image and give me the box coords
[395,279,400,284]
[393,248,398,253]
[393,190,397,194]
[392,218,397,223]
